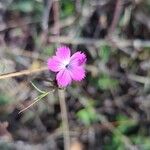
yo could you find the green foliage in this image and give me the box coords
[98,74,119,90]
[99,45,110,63]
[12,1,33,13]
[87,76,99,89]
[0,94,10,106]
[103,130,125,150]
[43,46,54,56]
[104,115,138,150]
[76,100,98,126]
[60,0,75,18]
[10,0,43,14]
[77,108,95,126]
[131,135,150,150]
[116,114,137,134]
[111,134,125,150]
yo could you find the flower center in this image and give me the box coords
[61,60,70,69]
[65,64,69,68]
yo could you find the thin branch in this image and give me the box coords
[1,65,150,85]
[86,65,150,85]
[128,74,150,84]
[48,36,108,45]
[52,0,60,35]
[48,36,150,48]
[107,0,123,36]
[42,0,53,31]
[0,66,47,80]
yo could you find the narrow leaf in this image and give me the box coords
[30,81,46,94]
[19,92,49,113]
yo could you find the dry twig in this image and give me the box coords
[0,66,47,80]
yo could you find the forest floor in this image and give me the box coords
[0,0,150,150]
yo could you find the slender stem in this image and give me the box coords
[58,89,70,150]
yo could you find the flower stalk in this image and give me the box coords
[58,89,70,150]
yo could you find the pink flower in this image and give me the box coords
[47,46,86,87]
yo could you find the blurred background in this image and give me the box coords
[0,0,150,149]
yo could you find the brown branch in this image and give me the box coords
[0,66,47,80]
[108,0,123,36]
[48,36,150,48]
[52,0,60,35]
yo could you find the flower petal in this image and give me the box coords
[56,46,71,60]
[47,56,62,72]
[70,51,86,66]
[70,66,86,81]
[56,69,72,87]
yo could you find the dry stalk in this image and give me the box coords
[58,89,70,150]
